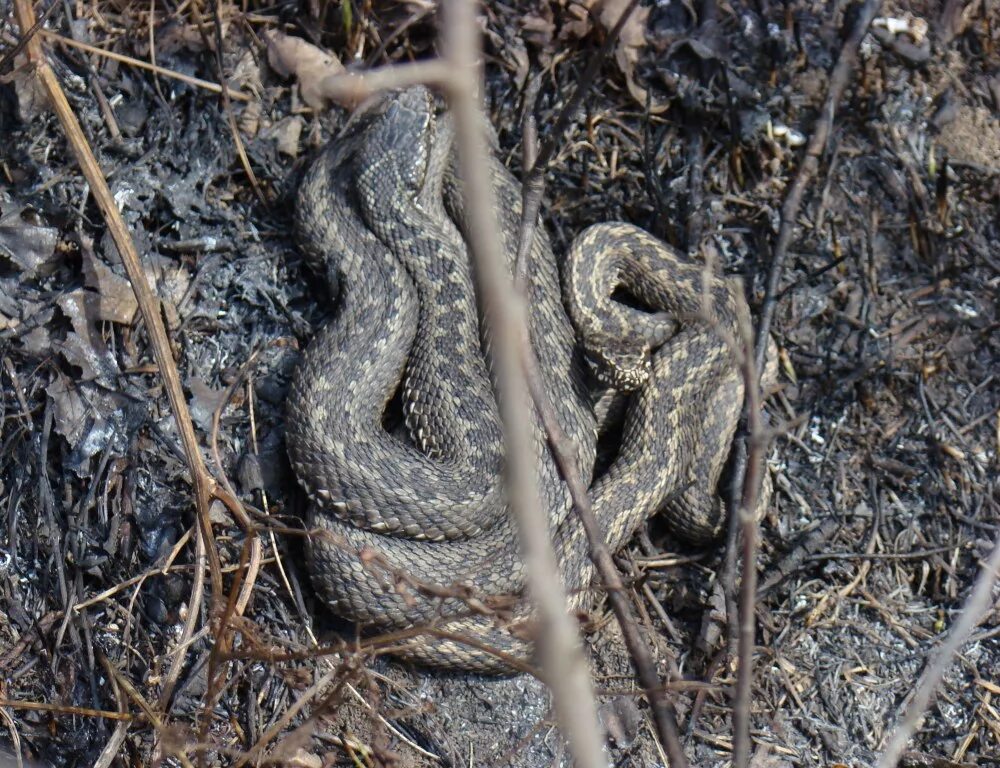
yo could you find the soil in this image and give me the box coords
[0,1,998,767]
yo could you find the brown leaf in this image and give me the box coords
[82,251,139,325]
[264,30,356,110]
[271,115,306,158]
[0,200,60,276]
[562,1,666,112]
[56,291,120,381]
[187,377,230,433]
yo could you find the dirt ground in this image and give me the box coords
[1,1,998,767]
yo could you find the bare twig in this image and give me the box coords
[10,2,227,723]
[519,347,690,766]
[753,0,883,371]
[37,29,251,101]
[731,302,767,768]
[514,0,641,286]
[876,524,1000,768]
[317,60,455,104]
[503,2,691,761]
[722,7,883,764]
[206,1,266,205]
[441,1,608,764]
[0,698,132,721]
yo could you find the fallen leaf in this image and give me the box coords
[56,290,121,382]
[5,54,49,121]
[188,377,230,433]
[271,115,305,158]
[0,198,60,276]
[264,30,359,110]
[561,0,666,112]
[82,251,140,325]
[46,378,145,476]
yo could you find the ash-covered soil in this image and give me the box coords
[0,1,997,766]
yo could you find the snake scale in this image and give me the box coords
[286,87,759,672]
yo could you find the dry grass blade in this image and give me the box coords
[10,0,226,720]
[38,29,251,101]
[0,698,133,721]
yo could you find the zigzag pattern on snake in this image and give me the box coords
[286,87,757,672]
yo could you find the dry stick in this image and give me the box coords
[37,29,251,101]
[520,349,689,768]
[0,699,133,721]
[876,528,1000,767]
[514,0,641,286]
[442,1,608,766]
[206,0,267,205]
[722,5,882,766]
[510,2,688,762]
[753,0,882,373]
[319,59,455,105]
[730,302,767,768]
[9,0,227,712]
[0,0,60,73]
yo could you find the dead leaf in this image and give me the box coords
[520,9,556,48]
[0,198,60,276]
[271,115,306,158]
[188,377,231,433]
[56,291,121,382]
[82,251,140,325]
[3,54,49,121]
[46,378,145,476]
[561,0,667,113]
[264,30,360,110]
[598,696,642,747]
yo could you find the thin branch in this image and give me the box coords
[514,0,641,286]
[38,29,251,101]
[442,1,608,765]
[503,1,690,760]
[753,0,883,371]
[519,346,690,767]
[10,1,227,718]
[731,301,767,768]
[876,525,1000,768]
[722,7,883,763]
[317,59,455,104]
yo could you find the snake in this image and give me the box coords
[286,86,759,673]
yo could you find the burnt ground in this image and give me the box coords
[0,1,998,766]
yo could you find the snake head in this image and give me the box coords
[584,341,652,392]
[352,86,439,200]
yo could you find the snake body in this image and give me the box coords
[287,88,751,672]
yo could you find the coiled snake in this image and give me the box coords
[287,87,763,672]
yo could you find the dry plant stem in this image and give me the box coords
[157,514,207,711]
[514,0,641,285]
[510,3,689,759]
[320,59,455,104]
[520,347,689,767]
[731,306,766,768]
[754,0,882,371]
[207,0,266,205]
[10,0,226,718]
[0,699,132,721]
[207,351,265,615]
[723,0,882,747]
[37,29,250,101]
[442,1,607,765]
[876,529,1000,768]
